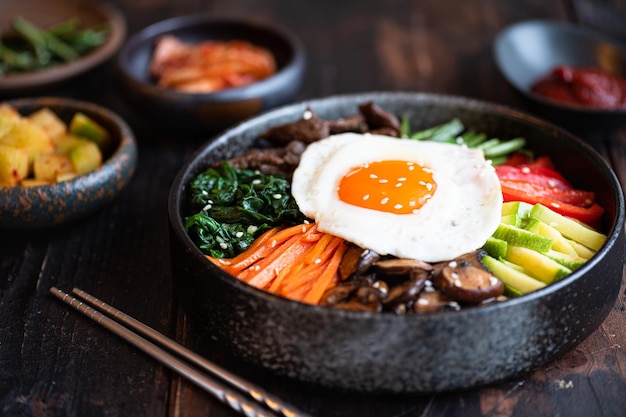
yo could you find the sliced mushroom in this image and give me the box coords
[374,258,433,275]
[382,273,428,311]
[319,282,360,305]
[338,246,380,280]
[413,290,460,314]
[431,250,504,304]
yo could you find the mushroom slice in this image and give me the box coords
[432,250,504,304]
[320,282,360,305]
[413,290,460,314]
[338,246,380,280]
[383,273,428,311]
[374,258,433,276]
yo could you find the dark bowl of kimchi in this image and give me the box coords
[116,15,306,133]
[168,91,624,393]
[493,20,626,133]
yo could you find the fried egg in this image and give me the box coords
[291,133,503,262]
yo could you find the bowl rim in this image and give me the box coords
[168,90,626,321]
[116,14,306,102]
[493,19,626,115]
[0,0,127,92]
[0,96,136,193]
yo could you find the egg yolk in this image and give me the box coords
[337,160,437,214]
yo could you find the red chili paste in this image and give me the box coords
[531,65,626,109]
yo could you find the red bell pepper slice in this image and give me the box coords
[499,180,595,207]
[496,166,572,190]
[501,184,604,225]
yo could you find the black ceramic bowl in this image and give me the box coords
[0,0,127,95]
[493,20,626,131]
[117,15,306,132]
[168,92,624,393]
[0,97,137,229]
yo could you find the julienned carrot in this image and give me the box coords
[302,240,349,304]
[208,221,348,304]
[220,227,280,273]
[239,224,320,286]
[219,223,314,274]
[245,232,317,288]
[277,235,344,295]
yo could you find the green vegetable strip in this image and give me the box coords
[464,132,487,147]
[400,115,411,138]
[0,39,35,70]
[12,16,50,64]
[473,138,501,151]
[482,137,526,158]
[409,118,464,141]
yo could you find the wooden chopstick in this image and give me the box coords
[50,287,311,417]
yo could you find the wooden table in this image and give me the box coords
[1,0,625,416]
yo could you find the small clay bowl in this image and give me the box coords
[0,97,137,229]
[168,91,624,393]
[116,15,306,132]
[493,20,626,132]
[0,0,127,95]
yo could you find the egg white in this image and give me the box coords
[291,133,503,262]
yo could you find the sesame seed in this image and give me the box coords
[451,272,460,280]
[448,261,457,268]
[394,204,403,209]
[489,276,499,285]
[379,179,389,184]
[273,194,282,199]
[304,219,310,224]
[252,179,261,185]
[395,183,403,187]
[363,194,370,201]
[369,174,378,179]
[303,110,313,120]
[219,242,228,249]
[247,225,258,234]
[417,298,429,305]
[235,231,244,238]
[201,190,208,195]
[454,279,462,287]
[408,165,415,171]
[314,258,322,264]
[551,202,561,209]
[381,197,389,205]
[397,177,407,182]
[271,240,277,247]
[522,167,530,173]
[301,225,307,233]
[409,201,416,207]
[254,265,260,271]
[426,183,433,191]
[202,204,212,211]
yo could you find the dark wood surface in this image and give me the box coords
[1,0,626,416]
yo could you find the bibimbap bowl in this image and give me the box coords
[168,92,624,393]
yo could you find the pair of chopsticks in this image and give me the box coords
[50,287,311,417]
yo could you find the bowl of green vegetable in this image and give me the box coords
[0,0,126,94]
[168,91,624,393]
